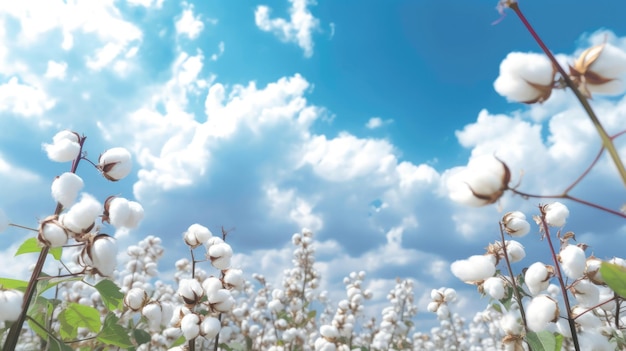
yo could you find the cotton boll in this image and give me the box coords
[62,193,102,235]
[38,217,69,248]
[559,245,586,280]
[98,147,132,181]
[542,202,569,227]
[578,331,613,351]
[526,295,559,332]
[494,52,555,103]
[89,235,118,276]
[43,130,81,162]
[51,172,84,208]
[201,316,221,339]
[105,197,131,229]
[502,211,530,237]
[525,262,552,295]
[450,254,496,283]
[180,313,200,340]
[125,201,144,229]
[483,277,506,300]
[183,224,212,248]
[208,242,233,270]
[0,289,24,322]
[447,155,510,207]
[571,280,600,308]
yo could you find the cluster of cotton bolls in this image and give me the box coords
[38,131,142,278]
[448,202,626,350]
[368,279,418,350]
[314,271,372,350]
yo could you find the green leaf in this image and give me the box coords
[97,313,133,348]
[58,302,102,339]
[133,329,152,345]
[37,276,83,294]
[526,331,560,351]
[600,262,626,298]
[171,335,186,347]
[95,279,124,311]
[0,278,29,291]
[15,237,62,260]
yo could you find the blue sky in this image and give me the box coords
[1,0,626,330]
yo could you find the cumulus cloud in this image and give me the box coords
[0,77,55,117]
[44,60,67,80]
[255,0,320,57]
[366,117,393,129]
[175,4,204,40]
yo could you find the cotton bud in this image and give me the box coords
[494,52,555,103]
[571,43,626,97]
[38,216,69,248]
[447,155,510,207]
[43,130,81,162]
[61,193,102,236]
[483,277,506,300]
[223,268,244,290]
[559,245,586,280]
[542,202,569,227]
[201,316,221,339]
[180,313,201,340]
[178,279,204,305]
[451,254,496,283]
[124,287,149,311]
[526,295,559,332]
[51,172,84,208]
[81,234,118,276]
[525,262,552,295]
[98,147,132,181]
[502,211,530,237]
[207,242,233,270]
[183,224,212,248]
[0,209,8,233]
[0,289,24,322]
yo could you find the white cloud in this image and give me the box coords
[175,4,204,40]
[0,77,55,117]
[210,41,225,61]
[0,1,141,69]
[265,184,323,232]
[255,0,320,57]
[44,60,67,80]
[126,0,164,8]
[366,116,393,129]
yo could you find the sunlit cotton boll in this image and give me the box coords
[43,130,81,162]
[502,211,530,237]
[450,254,496,283]
[124,287,148,311]
[183,223,212,248]
[502,240,525,263]
[526,295,558,332]
[559,245,586,280]
[105,196,130,229]
[39,217,68,248]
[62,193,102,235]
[578,331,613,351]
[90,235,118,276]
[525,262,552,295]
[178,279,204,305]
[0,289,24,322]
[98,147,132,181]
[208,242,233,270]
[572,280,600,308]
[483,277,506,300]
[494,52,555,103]
[180,313,200,340]
[51,172,84,208]
[201,316,221,339]
[542,202,569,227]
[573,43,626,96]
[447,155,510,207]
[125,201,144,229]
